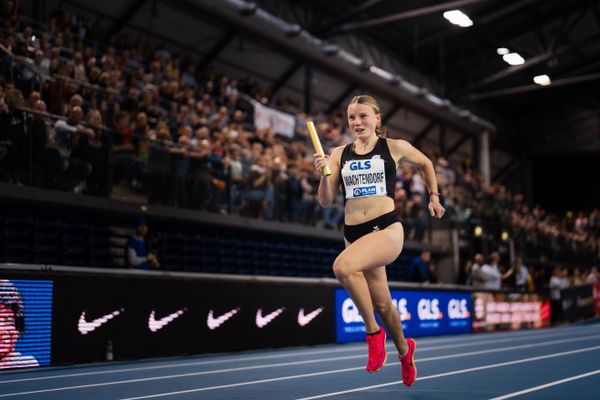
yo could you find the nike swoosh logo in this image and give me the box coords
[78,309,124,335]
[207,308,240,330]
[148,308,187,332]
[297,307,324,326]
[256,307,285,328]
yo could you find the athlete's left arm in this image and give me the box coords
[387,138,445,219]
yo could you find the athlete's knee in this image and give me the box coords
[373,300,393,316]
[332,254,358,281]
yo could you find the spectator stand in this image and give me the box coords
[0,186,450,279]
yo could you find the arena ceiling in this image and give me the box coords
[257,0,600,155]
[55,0,600,180]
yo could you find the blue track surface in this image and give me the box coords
[1,323,599,399]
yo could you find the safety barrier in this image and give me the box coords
[1,264,554,369]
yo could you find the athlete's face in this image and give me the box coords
[347,103,380,140]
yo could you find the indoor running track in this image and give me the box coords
[1,323,599,400]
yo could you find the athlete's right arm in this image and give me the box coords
[315,146,343,208]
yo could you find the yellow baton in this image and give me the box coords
[306,120,331,176]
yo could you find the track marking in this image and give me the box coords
[294,345,600,400]
[488,369,600,399]
[1,326,593,384]
[2,334,600,398]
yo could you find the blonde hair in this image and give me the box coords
[349,95,386,137]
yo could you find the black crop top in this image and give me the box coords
[339,137,396,200]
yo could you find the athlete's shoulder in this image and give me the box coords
[384,137,411,146]
[385,137,414,152]
[329,144,347,158]
[331,144,347,153]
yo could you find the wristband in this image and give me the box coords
[430,192,440,197]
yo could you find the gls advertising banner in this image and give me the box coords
[335,289,472,342]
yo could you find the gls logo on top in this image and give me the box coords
[349,160,371,170]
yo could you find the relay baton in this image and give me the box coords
[306,120,331,176]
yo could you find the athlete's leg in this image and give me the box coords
[338,238,378,332]
[358,224,417,386]
[363,266,408,355]
[334,222,403,334]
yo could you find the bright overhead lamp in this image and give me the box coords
[369,65,394,81]
[533,74,551,86]
[443,10,473,27]
[502,52,525,66]
[496,47,509,55]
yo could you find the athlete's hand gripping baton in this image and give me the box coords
[306,120,331,176]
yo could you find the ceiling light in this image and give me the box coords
[533,74,551,86]
[369,65,394,80]
[496,47,509,55]
[502,52,525,66]
[443,10,473,27]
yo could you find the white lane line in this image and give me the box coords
[1,326,593,384]
[1,333,599,398]
[488,369,600,400]
[403,333,600,364]
[294,345,600,400]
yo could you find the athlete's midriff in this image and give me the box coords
[344,196,396,225]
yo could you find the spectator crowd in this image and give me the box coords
[0,1,598,279]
